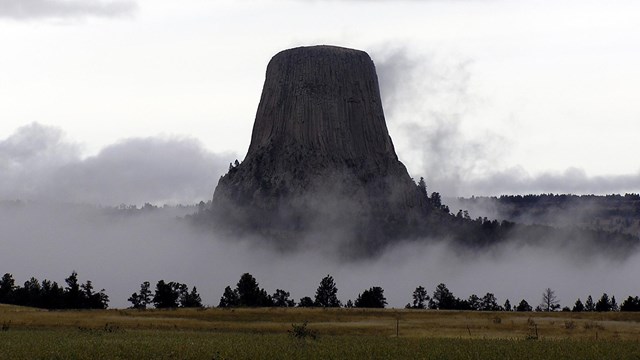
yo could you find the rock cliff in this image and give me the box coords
[211,45,431,253]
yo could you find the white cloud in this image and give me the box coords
[0,0,137,20]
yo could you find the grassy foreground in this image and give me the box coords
[2,304,640,359]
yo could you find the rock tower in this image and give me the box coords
[211,45,430,253]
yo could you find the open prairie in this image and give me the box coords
[2,304,640,359]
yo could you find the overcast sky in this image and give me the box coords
[1,0,640,203]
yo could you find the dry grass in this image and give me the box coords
[3,305,640,358]
[2,304,640,341]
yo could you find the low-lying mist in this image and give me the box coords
[2,201,639,309]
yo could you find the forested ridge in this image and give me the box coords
[456,193,640,237]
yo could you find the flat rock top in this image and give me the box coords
[271,45,369,58]
[247,44,395,162]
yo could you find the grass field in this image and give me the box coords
[2,304,640,359]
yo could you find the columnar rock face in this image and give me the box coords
[247,45,396,165]
[212,45,430,253]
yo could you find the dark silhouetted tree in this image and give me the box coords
[40,280,64,309]
[431,192,442,209]
[180,286,203,308]
[572,298,584,312]
[516,299,532,312]
[128,292,144,309]
[410,286,429,309]
[620,296,640,311]
[272,289,295,307]
[236,273,271,307]
[355,287,387,308]
[298,296,314,307]
[345,299,354,308]
[153,280,182,308]
[218,286,240,307]
[611,296,619,311]
[64,271,83,309]
[17,277,42,307]
[128,281,152,309]
[140,281,153,308]
[480,293,501,311]
[314,275,341,308]
[595,293,612,312]
[467,294,481,311]
[417,177,428,199]
[430,283,457,310]
[540,288,560,312]
[81,280,109,309]
[0,273,15,304]
[585,295,595,311]
[503,299,512,311]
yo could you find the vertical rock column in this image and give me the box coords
[211,45,429,252]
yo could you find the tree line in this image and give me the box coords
[215,273,386,309]
[131,274,640,312]
[3,271,640,312]
[126,274,386,309]
[0,271,108,309]
[128,280,202,309]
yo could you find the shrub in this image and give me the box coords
[288,321,317,340]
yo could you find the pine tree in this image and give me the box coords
[467,294,481,311]
[515,299,532,312]
[355,287,387,308]
[314,275,341,307]
[585,295,595,311]
[411,286,429,309]
[430,283,457,310]
[218,286,240,307]
[64,271,82,309]
[235,273,271,307]
[0,273,15,304]
[180,286,203,308]
[595,293,612,312]
[480,293,501,311]
[272,289,295,307]
[298,296,314,307]
[572,298,584,312]
[128,281,152,309]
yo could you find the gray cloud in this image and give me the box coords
[0,123,235,205]
[0,0,136,20]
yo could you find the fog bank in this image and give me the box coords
[2,202,638,309]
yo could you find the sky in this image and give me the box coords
[1,0,640,309]
[1,0,639,205]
